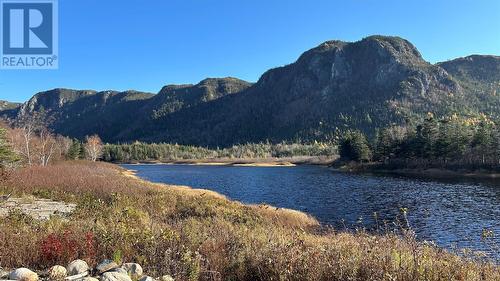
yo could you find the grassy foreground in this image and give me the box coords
[0,162,498,281]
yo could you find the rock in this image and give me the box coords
[120,263,142,279]
[110,268,127,275]
[67,260,89,276]
[160,276,174,281]
[64,272,88,281]
[100,272,132,281]
[138,276,153,281]
[81,278,99,281]
[96,260,119,274]
[48,266,67,280]
[9,268,38,281]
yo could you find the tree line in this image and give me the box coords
[339,113,500,170]
[3,111,500,172]
[102,142,338,162]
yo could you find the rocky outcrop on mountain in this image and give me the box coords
[18,89,96,115]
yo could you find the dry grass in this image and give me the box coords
[0,161,498,281]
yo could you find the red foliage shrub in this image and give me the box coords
[40,230,97,265]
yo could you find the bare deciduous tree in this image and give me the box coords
[8,112,62,166]
[13,112,46,166]
[38,127,57,166]
[84,135,103,161]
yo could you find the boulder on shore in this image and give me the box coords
[100,272,132,281]
[48,265,67,280]
[9,268,38,281]
[67,260,89,276]
[121,263,143,279]
[96,260,119,274]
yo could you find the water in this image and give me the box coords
[124,164,500,259]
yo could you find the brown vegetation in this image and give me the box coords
[0,161,498,281]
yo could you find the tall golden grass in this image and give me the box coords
[0,161,498,281]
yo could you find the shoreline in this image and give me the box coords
[118,164,319,225]
[113,156,337,167]
[119,157,500,182]
[337,163,500,181]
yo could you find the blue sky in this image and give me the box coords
[1,0,499,102]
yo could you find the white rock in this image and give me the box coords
[121,263,143,279]
[48,265,67,280]
[9,268,38,281]
[100,272,132,281]
[64,272,88,281]
[67,260,89,276]
[81,278,99,281]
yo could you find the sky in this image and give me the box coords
[0,0,499,102]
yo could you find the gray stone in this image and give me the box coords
[100,272,132,281]
[120,263,142,279]
[64,272,88,281]
[48,265,67,280]
[9,268,38,281]
[67,260,89,276]
[96,260,119,274]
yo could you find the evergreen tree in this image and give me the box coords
[67,139,83,160]
[420,114,439,158]
[339,131,372,162]
[471,121,492,164]
[0,128,18,179]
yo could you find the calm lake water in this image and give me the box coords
[124,164,500,260]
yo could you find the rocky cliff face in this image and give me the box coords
[18,89,97,115]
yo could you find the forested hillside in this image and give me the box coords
[1,36,499,147]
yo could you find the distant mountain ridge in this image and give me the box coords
[2,36,499,146]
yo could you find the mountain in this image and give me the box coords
[0,101,21,119]
[121,36,469,145]
[438,55,500,119]
[15,89,154,140]
[141,77,252,119]
[2,36,499,146]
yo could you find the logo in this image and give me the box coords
[1,0,58,69]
